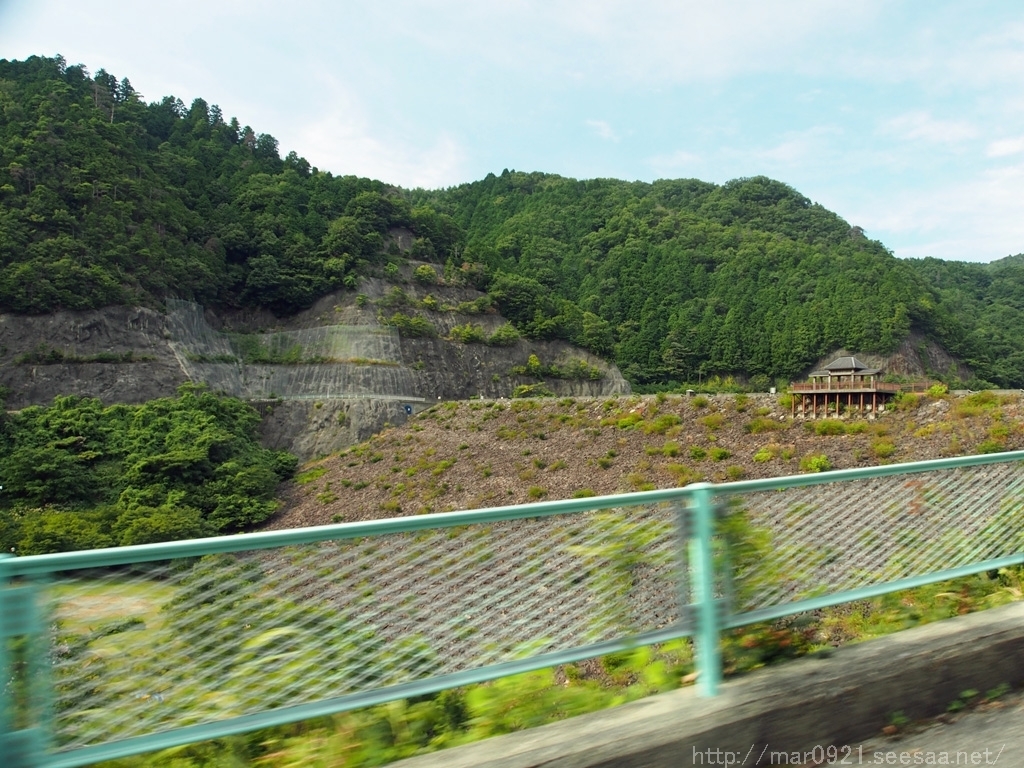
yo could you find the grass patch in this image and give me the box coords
[642,414,682,435]
[699,413,725,431]
[799,453,832,473]
[812,419,847,436]
[295,466,328,484]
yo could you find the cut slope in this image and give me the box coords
[265,391,1023,530]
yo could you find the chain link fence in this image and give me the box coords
[723,460,1024,617]
[23,502,684,757]
[4,451,1024,766]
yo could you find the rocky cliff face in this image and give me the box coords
[807,332,972,382]
[0,306,187,406]
[0,282,630,459]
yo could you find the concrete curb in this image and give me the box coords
[391,601,1024,767]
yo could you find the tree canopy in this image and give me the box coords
[1,54,1020,387]
[0,385,297,554]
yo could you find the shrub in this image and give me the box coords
[527,486,547,500]
[977,439,1005,454]
[381,312,437,338]
[726,466,746,481]
[753,447,774,462]
[733,393,749,412]
[689,446,706,461]
[692,395,710,408]
[746,417,781,434]
[413,264,439,285]
[512,383,555,398]
[616,413,644,429]
[813,419,847,436]
[573,488,596,498]
[550,358,604,380]
[799,454,832,473]
[927,383,949,397]
[699,413,725,431]
[709,447,731,462]
[487,323,521,346]
[871,441,896,459]
[894,392,920,411]
[379,285,410,307]
[448,323,487,343]
[661,441,680,457]
[643,413,682,435]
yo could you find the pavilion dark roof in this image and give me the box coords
[810,356,883,377]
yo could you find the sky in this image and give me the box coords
[2,0,1024,262]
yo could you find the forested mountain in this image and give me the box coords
[1,54,1020,387]
[903,255,1024,388]
[421,173,958,385]
[0,54,461,315]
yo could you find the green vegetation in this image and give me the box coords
[510,354,604,380]
[0,56,465,317]
[0,385,296,554]
[7,56,1024,388]
[447,323,487,343]
[380,312,438,337]
[799,453,832,473]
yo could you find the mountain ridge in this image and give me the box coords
[1,53,1022,389]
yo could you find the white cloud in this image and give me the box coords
[298,116,465,190]
[647,150,702,177]
[849,161,1024,261]
[370,0,884,87]
[585,119,619,142]
[879,112,978,144]
[293,76,467,188]
[987,137,1024,157]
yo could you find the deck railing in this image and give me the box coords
[789,380,931,393]
[3,450,1024,767]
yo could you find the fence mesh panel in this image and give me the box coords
[43,504,683,751]
[727,461,1024,614]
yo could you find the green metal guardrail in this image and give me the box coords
[3,450,1024,767]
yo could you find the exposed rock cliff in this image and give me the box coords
[0,281,630,459]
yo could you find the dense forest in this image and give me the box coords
[0,385,296,554]
[1,54,1022,388]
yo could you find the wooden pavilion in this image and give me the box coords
[789,356,928,417]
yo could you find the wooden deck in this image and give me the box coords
[790,381,931,417]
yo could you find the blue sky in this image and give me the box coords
[3,0,1024,262]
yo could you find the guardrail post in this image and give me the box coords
[688,483,721,696]
[0,554,44,768]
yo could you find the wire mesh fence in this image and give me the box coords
[4,451,1024,767]
[165,300,417,400]
[35,503,683,754]
[723,460,1024,616]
